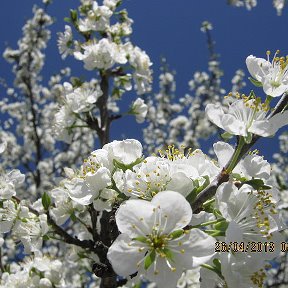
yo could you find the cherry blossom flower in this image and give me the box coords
[214,141,271,180]
[131,98,148,123]
[206,98,288,137]
[215,182,282,247]
[246,51,288,97]
[57,25,73,59]
[107,191,215,288]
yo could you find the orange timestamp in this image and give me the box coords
[215,241,276,253]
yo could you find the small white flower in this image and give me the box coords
[206,98,288,137]
[103,139,143,165]
[57,25,73,59]
[107,191,215,288]
[0,170,25,200]
[64,167,111,206]
[131,98,148,123]
[74,39,127,70]
[64,82,103,113]
[0,140,7,154]
[54,105,76,143]
[215,181,282,248]
[214,141,271,180]
[220,253,267,288]
[246,51,288,97]
[78,2,112,32]
[15,214,49,253]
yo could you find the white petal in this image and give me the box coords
[85,167,111,191]
[145,257,183,288]
[226,220,244,243]
[107,233,145,277]
[151,191,192,233]
[221,114,247,136]
[263,80,288,97]
[166,172,193,197]
[205,103,224,130]
[179,228,215,268]
[64,179,94,205]
[213,141,234,168]
[116,199,155,236]
[240,154,270,179]
[103,139,143,165]
[246,55,270,82]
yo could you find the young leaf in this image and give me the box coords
[42,192,51,210]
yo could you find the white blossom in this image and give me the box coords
[206,98,288,137]
[57,25,73,59]
[246,52,288,97]
[107,191,215,288]
[131,98,148,123]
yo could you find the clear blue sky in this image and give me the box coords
[1,0,287,161]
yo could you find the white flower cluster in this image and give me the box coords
[57,0,152,96]
[44,134,286,287]
[55,0,152,144]
[227,0,286,15]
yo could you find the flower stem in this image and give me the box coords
[226,137,245,173]
[191,218,225,228]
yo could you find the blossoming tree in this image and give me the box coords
[0,0,287,288]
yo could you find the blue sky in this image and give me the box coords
[0,0,287,161]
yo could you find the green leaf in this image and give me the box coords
[64,17,71,23]
[186,188,198,204]
[42,192,51,210]
[249,77,262,87]
[70,9,78,23]
[70,212,77,222]
[169,229,184,240]
[144,250,156,270]
[244,179,269,190]
[133,283,142,288]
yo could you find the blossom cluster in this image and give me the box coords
[55,0,151,143]
[38,133,285,287]
[0,0,288,286]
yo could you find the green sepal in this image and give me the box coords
[42,192,51,211]
[70,212,77,222]
[162,248,174,261]
[214,220,229,231]
[213,258,222,272]
[196,175,210,193]
[43,235,50,241]
[169,229,184,240]
[144,250,156,270]
[133,236,147,244]
[249,77,262,87]
[244,132,252,144]
[113,157,144,172]
[244,178,271,190]
[221,131,233,141]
